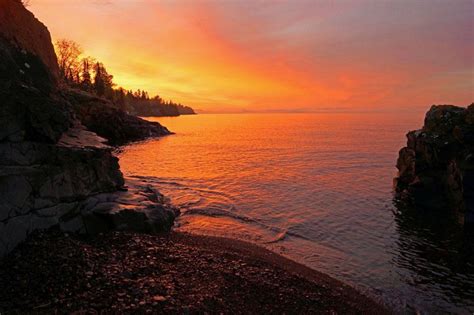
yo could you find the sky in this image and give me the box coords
[29,0,473,113]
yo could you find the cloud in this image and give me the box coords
[30,0,474,111]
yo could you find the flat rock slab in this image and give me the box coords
[58,121,109,150]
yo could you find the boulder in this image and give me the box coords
[81,180,179,235]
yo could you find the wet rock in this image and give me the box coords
[395,104,474,224]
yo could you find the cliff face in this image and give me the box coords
[395,104,474,224]
[0,0,59,82]
[0,0,176,257]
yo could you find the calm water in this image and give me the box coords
[118,113,474,313]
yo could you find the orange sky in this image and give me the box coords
[30,0,473,112]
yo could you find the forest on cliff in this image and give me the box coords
[55,39,195,117]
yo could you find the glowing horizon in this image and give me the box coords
[30,0,473,112]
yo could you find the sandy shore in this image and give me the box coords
[0,230,388,314]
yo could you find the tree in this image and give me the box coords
[55,39,82,83]
[93,62,105,96]
[116,88,127,112]
[80,57,93,91]
[52,38,192,116]
[93,62,114,97]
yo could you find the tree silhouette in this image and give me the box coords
[93,62,105,96]
[55,39,82,83]
[93,62,114,97]
[54,38,195,116]
[81,58,93,91]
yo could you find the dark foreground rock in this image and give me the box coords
[0,230,388,314]
[71,178,179,235]
[0,0,175,257]
[395,104,474,223]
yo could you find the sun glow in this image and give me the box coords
[30,0,473,112]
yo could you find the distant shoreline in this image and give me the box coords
[138,112,197,118]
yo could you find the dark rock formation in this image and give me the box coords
[395,104,474,224]
[0,0,177,257]
[77,178,179,235]
[0,0,59,83]
[63,89,171,146]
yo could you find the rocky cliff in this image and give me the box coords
[0,0,59,83]
[0,0,177,257]
[395,104,474,224]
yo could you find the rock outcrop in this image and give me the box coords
[0,0,177,257]
[63,89,171,146]
[395,104,474,224]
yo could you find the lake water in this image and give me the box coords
[118,113,474,313]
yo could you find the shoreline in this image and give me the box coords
[0,229,388,314]
[171,231,389,311]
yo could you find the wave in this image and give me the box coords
[128,175,311,244]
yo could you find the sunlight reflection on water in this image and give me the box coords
[118,113,474,314]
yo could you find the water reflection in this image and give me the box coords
[393,198,474,312]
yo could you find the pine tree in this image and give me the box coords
[117,88,127,112]
[81,59,92,91]
[93,62,105,96]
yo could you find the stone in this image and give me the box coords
[59,216,85,233]
[30,214,58,231]
[0,214,31,253]
[0,175,32,210]
[91,202,120,214]
[34,198,55,210]
[0,204,10,222]
[79,196,99,212]
[36,203,77,218]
